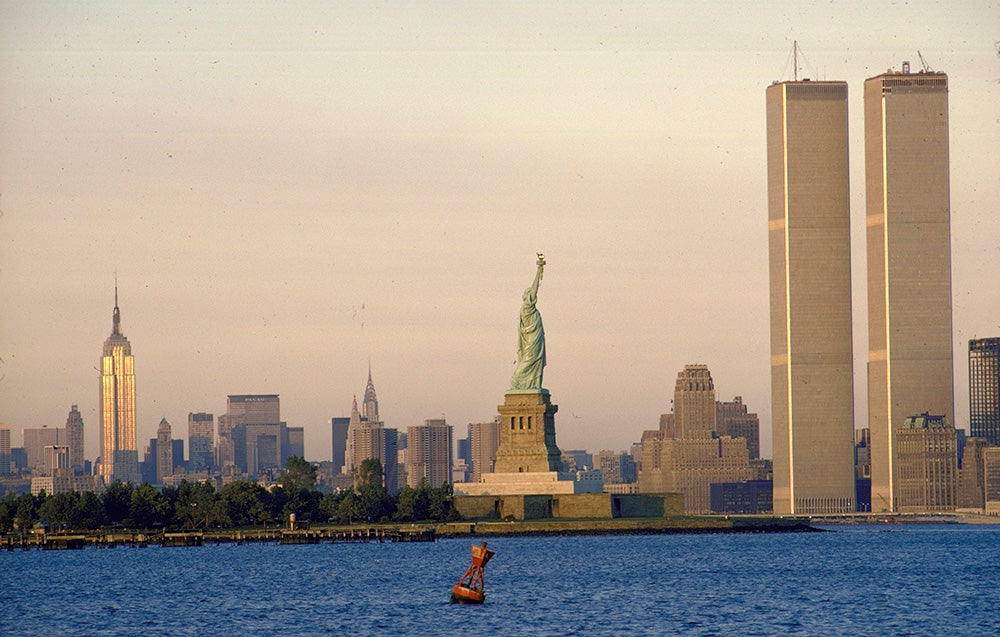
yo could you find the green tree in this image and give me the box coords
[220,480,269,527]
[173,480,228,529]
[38,491,79,530]
[281,456,317,493]
[102,481,134,527]
[75,491,105,530]
[128,483,172,529]
[355,458,393,522]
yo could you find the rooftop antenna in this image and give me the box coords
[917,50,933,73]
[794,40,800,81]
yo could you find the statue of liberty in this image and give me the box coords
[509,254,546,391]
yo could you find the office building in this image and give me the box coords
[99,285,141,484]
[406,419,453,488]
[766,79,856,515]
[716,397,761,459]
[865,69,953,512]
[969,338,1000,445]
[65,405,85,472]
[637,365,753,513]
[331,416,349,474]
[895,413,957,512]
[984,447,1000,514]
[22,426,65,474]
[287,426,304,460]
[188,412,214,472]
[957,437,988,510]
[156,418,173,484]
[0,425,10,475]
[345,371,400,491]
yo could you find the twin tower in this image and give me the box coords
[767,69,953,514]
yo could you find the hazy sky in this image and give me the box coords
[2,1,998,464]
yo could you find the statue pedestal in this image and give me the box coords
[493,390,562,474]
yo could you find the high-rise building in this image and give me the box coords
[0,425,11,475]
[187,412,214,472]
[766,79,856,515]
[65,405,85,472]
[331,417,349,474]
[716,397,760,460]
[156,418,173,484]
[637,365,753,513]
[345,371,399,491]
[969,338,1000,445]
[22,426,65,474]
[99,285,140,484]
[865,69,953,513]
[957,436,988,510]
[894,413,957,512]
[673,365,716,439]
[983,447,1000,515]
[219,395,282,476]
[468,420,502,482]
[406,419,453,488]
[287,426,304,460]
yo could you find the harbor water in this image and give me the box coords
[2,524,997,636]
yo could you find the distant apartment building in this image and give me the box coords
[894,413,957,512]
[866,70,954,513]
[969,338,1000,446]
[406,419,453,488]
[593,450,635,485]
[467,420,502,482]
[767,79,856,516]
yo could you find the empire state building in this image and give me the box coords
[98,286,140,484]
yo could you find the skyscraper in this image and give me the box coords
[865,69,953,512]
[65,405,85,472]
[406,419,453,488]
[969,338,1000,445]
[99,285,140,484]
[187,412,214,472]
[0,425,11,475]
[156,417,173,484]
[467,420,501,482]
[766,79,856,515]
[331,416,349,474]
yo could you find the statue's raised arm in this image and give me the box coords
[509,255,547,391]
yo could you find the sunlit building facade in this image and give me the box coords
[98,287,140,484]
[406,419,453,488]
[766,79,856,515]
[865,70,953,512]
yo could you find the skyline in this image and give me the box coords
[2,3,999,463]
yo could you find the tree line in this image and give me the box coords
[0,458,459,533]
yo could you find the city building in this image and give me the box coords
[219,394,283,476]
[467,420,502,482]
[188,412,214,472]
[156,418,173,484]
[22,426,65,474]
[561,449,593,472]
[984,447,1000,515]
[865,69,954,513]
[0,425,10,475]
[65,405,85,472]
[345,371,400,491]
[287,426,304,460]
[957,437,988,510]
[894,413,957,512]
[406,419,453,488]
[969,338,1000,446]
[593,450,636,485]
[766,79,856,515]
[636,365,753,513]
[331,416,349,474]
[716,397,760,459]
[98,285,141,484]
[710,480,773,514]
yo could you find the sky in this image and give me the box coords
[2,1,998,464]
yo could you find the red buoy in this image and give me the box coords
[450,541,495,604]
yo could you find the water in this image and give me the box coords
[2,524,998,636]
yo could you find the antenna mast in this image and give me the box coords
[794,40,798,81]
[917,50,932,72]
